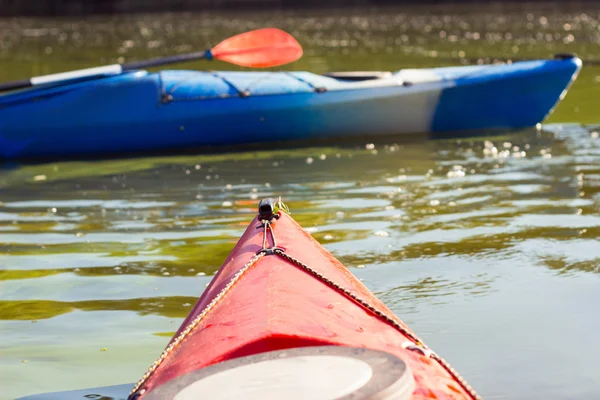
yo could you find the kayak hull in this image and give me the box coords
[0,56,581,160]
[130,209,478,399]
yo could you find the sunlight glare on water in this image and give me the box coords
[2,125,600,400]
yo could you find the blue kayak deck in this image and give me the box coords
[0,56,582,160]
[0,57,574,105]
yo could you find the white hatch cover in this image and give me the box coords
[144,345,415,400]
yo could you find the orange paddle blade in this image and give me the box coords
[210,28,303,68]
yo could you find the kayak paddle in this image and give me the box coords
[0,28,302,93]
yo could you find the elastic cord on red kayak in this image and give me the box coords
[129,251,267,399]
[259,221,280,253]
[255,198,285,255]
[269,248,481,400]
[253,198,481,400]
[129,199,481,400]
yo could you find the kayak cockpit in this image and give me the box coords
[141,346,415,400]
[322,71,393,81]
[16,346,415,400]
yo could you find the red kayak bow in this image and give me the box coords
[129,199,479,400]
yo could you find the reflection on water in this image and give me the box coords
[16,383,133,400]
[1,124,600,399]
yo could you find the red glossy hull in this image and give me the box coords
[131,211,478,399]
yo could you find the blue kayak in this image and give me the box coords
[0,55,581,160]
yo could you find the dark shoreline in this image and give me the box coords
[2,0,599,17]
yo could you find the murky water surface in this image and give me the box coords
[1,4,600,400]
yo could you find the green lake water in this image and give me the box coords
[1,3,600,399]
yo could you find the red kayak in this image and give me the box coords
[128,199,480,400]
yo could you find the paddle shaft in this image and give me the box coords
[121,50,209,70]
[0,50,210,93]
[0,28,302,93]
